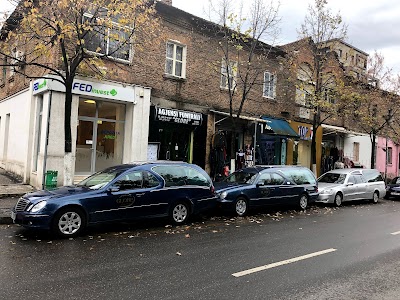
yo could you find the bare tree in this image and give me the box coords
[296,0,347,173]
[203,0,282,158]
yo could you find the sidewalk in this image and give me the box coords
[0,168,35,224]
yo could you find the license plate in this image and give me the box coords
[11,211,16,221]
[392,192,400,196]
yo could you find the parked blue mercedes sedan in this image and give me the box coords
[215,166,318,216]
[11,162,217,237]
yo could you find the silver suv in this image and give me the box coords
[316,168,386,206]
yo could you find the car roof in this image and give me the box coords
[324,168,368,175]
[102,161,194,172]
[240,165,309,173]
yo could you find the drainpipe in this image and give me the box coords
[42,91,52,189]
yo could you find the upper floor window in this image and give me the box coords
[323,88,335,104]
[388,147,393,164]
[1,56,6,84]
[296,88,312,107]
[83,13,131,62]
[263,72,276,99]
[165,41,186,78]
[220,59,237,90]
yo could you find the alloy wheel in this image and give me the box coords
[58,211,82,235]
[172,203,188,223]
[235,198,247,216]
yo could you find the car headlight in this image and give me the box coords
[30,201,47,213]
[219,192,227,199]
[322,189,334,195]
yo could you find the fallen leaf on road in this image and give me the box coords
[185,234,190,238]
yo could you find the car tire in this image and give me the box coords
[299,194,308,210]
[334,193,343,207]
[52,207,86,238]
[234,197,248,217]
[371,191,379,204]
[170,202,190,225]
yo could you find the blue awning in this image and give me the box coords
[261,117,299,138]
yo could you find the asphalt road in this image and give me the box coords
[2,200,400,299]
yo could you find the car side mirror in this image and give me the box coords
[108,186,120,193]
[256,182,265,187]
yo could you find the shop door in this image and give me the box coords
[158,125,191,162]
[75,120,95,173]
[75,99,125,174]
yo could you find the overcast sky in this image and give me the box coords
[173,0,400,75]
[1,0,400,74]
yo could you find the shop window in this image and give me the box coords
[165,41,186,78]
[82,12,131,62]
[263,72,276,99]
[220,59,237,90]
[33,96,43,172]
[353,142,359,162]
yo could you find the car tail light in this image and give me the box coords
[210,185,215,194]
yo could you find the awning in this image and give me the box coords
[210,109,268,123]
[322,124,347,135]
[322,124,367,137]
[261,116,299,138]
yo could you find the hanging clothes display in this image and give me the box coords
[210,131,227,181]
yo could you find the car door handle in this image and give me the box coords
[136,193,145,197]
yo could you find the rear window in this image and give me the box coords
[279,168,316,185]
[152,165,210,187]
[362,169,384,183]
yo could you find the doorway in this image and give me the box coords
[75,99,125,174]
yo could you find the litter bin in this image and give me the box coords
[45,170,58,189]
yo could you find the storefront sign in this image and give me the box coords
[32,76,137,103]
[155,107,202,126]
[298,125,313,140]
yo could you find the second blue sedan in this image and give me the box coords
[214,166,318,216]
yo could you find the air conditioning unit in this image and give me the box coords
[10,50,26,74]
[14,50,26,71]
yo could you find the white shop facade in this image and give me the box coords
[17,75,151,189]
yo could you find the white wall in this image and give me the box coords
[343,134,371,168]
[0,88,32,177]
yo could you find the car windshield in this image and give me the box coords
[223,171,258,184]
[77,169,124,190]
[318,172,346,184]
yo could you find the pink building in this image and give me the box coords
[376,137,399,180]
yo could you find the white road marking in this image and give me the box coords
[232,248,337,277]
[390,231,400,235]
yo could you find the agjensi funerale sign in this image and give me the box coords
[155,106,202,126]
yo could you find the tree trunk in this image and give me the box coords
[370,132,376,169]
